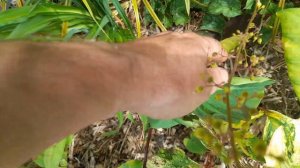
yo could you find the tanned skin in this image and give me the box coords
[0,32,228,167]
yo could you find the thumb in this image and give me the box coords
[207,67,229,94]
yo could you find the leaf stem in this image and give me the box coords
[191,0,208,8]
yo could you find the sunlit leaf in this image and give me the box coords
[132,0,141,38]
[221,35,241,52]
[34,135,73,168]
[277,8,300,100]
[185,0,190,15]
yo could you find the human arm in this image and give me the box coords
[0,32,228,167]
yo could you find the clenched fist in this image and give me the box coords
[0,32,228,167]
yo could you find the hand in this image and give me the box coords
[119,32,228,119]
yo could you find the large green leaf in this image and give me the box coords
[208,0,242,18]
[194,77,273,122]
[183,134,207,155]
[34,135,73,168]
[200,14,226,34]
[277,8,300,100]
[170,0,189,26]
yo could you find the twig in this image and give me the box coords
[143,128,153,168]
[118,121,133,154]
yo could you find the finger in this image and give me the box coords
[206,67,229,94]
[204,37,229,63]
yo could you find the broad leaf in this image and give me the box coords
[200,14,226,34]
[183,135,207,155]
[170,0,189,25]
[34,135,73,168]
[194,77,273,122]
[208,0,242,18]
[277,8,300,100]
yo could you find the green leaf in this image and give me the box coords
[34,135,73,168]
[85,15,109,40]
[142,0,167,31]
[200,14,225,34]
[148,117,195,129]
[221,35,241,52]
[149,118,179,129]
[111,0,134,36]
[194,77,273,122]
[185,0,190,15]
[244,0,255,10]
[208,0,242,18]
[184,135,207,155]
[119,160,143,168]
[117,111,125,129]
[277,8,300,100]
[260,2,278,15]
[0,4,94,39]
[170,0,189,25]
[127,112,135,123]
[140,115,149,132]
[147,148,199,168]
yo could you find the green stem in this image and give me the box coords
[271,0,286,43]
[191,0,208,8]
[224,2,260,167]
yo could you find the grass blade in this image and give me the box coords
[81,0,110,40]
[132,0,141,38]
[185,0,190,16]
[111,0,134,35]
[142,0,167,31]
[85,15,109,40]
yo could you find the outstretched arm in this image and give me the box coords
[0,32,227,167]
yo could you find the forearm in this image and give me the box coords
[0,41,131,167]
[0,32,227,167]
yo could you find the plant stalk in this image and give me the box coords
[143,128,153,168]
[224,2,259,168]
